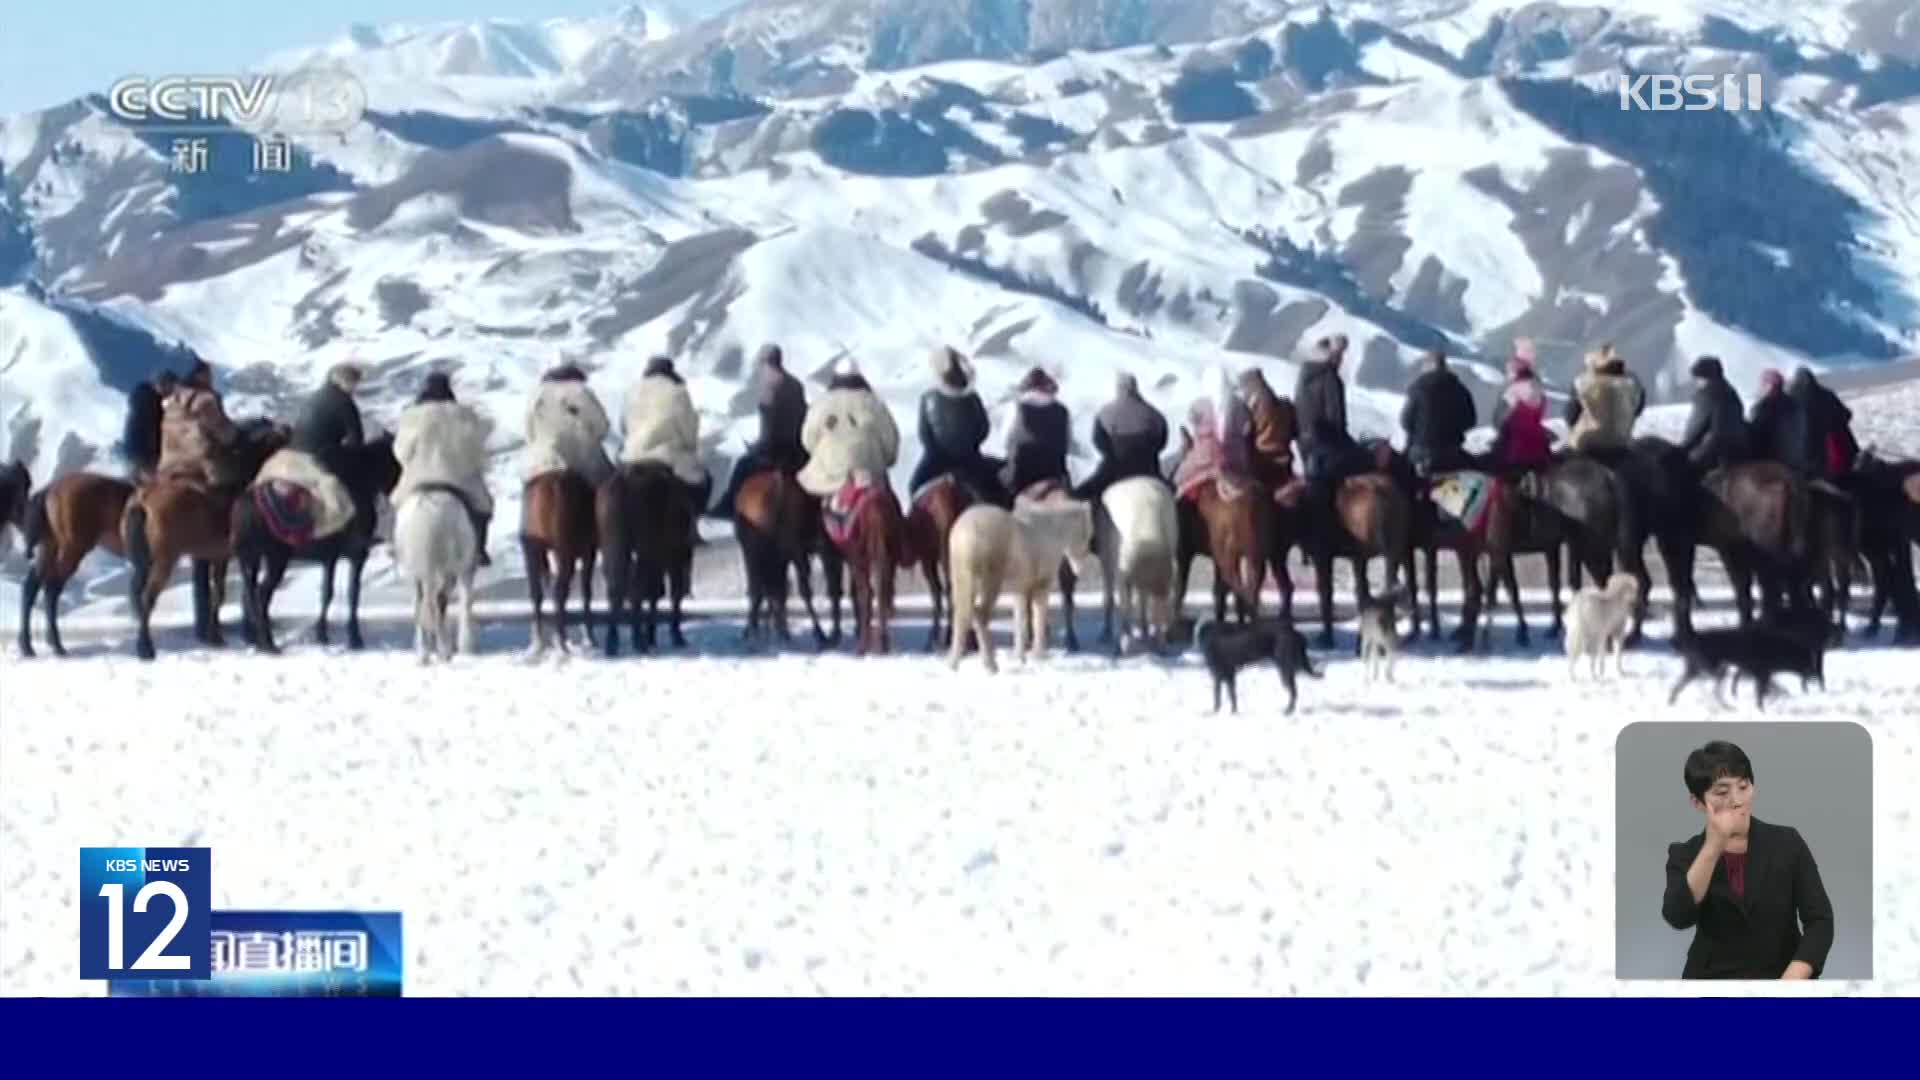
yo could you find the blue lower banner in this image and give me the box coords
[107,911,402,997]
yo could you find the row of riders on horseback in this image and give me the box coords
[5,330,1917,662]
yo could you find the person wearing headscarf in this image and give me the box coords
[1000,366,1074,496]
[712,343,809,515]
[796,357,900,497]
[910,345,1010,507]
[1488,353,1553,473]
[1072,370,1170,502]
[156,358,243,489]
[1747,368,1809,476]
[393,371,496,566]
[524,362,615,487]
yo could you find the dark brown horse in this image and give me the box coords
[734,468,832,646]
[598,462,694,657]
[16,471,136,657]
[232,434,401,654]
[1301,471,1414,650]
[1478,457,1623,647]
[1174,477,1269,628]
[1848,455,1920,640]
[822,475,903,656]
[901,473,972,651]
[1805,480,1866,644]
[522,470,599,655]
[123,427,289,660]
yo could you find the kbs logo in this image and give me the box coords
[79,847,212,980]
[1617,72,1765,112]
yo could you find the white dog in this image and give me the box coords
[1564,571,1640,680]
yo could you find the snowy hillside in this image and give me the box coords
[1,1,1918,607]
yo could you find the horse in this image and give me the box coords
[1173,475,1270,631]
[820,471,904,657]
[1850,455,1920,641]
[1095,476,1179,654]
[393,489,479,662]
[232,434,401,654]
[1804,480,1867,644]
[598,462,694,657]
[123,426,289,660]
[1009,479,1088,652]
[901,473,976,652]
[0,461,29,555]
[521,470,598,657]
[735,468,832,647]
[1476,457,1623,648]
[14,470,139,657]
[1670,454,1813,632]
[1299,467,1414,650]
[947,498,1094,673]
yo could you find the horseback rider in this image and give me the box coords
[1487,353,1553,475]
[124,369,178,482]
[910,344,1011,507]
[1787,366,1858,482]
[157,359,244,490]
[1747,368,1810,476]
[1678,355,1750,478]
[1000,366,1074,497]
[1073,371,1170,502]
[524,362,615,489]
[1399,348,1476,478]
[1238,366,1298,495]
[1564,342,1645,462]
[394,372,495,567]
[622,354,711,545]
[1171,395,1236,503]
[1295,333,1372,538]
[796,357,900,499]
[711,343,809,516]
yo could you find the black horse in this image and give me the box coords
[597,462,696,657]
[232,433,401,653]
[1849,454,1920,641]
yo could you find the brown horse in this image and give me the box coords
[1805,481,1866,644]
[1858,458,1920,639]
[1173,477,1269,628]
[822,474,903,656]
[1474,458,1622,648]
[902,474,972,651]
[1301,472,1414,649]
[1694,460,1813,628]
[17,472,136,657]
[522,470,598,655]
[123,429,289,660]
[734,468,831,647]
[598,462,694,657]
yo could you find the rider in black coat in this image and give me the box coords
[1000,367,1073,496]
[1072,371,1170,502]
[1399,349,1477,477]
[910,346,1010,506]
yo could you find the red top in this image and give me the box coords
[1723,851,1748,900]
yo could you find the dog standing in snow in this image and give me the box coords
[1356,585,1411,683]
[1565,571,1641,680]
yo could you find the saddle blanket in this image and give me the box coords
[253,481,318,547]
[1175,469,1248,506]
[825,476,882,547]
[909,473,957,508]
[253,449,356,541]
[1429,471,1504,538]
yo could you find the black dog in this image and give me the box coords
[1668,619,1827,711]
[1196,616,1321,715]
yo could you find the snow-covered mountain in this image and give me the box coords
[3,1,1919,589]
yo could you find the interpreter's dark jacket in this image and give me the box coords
[1661,817,1835,979]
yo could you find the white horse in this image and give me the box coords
[946,497,1093,673]
[393,489,478,663]
[1096,477,1179,654]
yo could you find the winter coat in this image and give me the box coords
[1093,384,1170,478]
[393,400,495,514]
[1399,367,1477,465]
[1680,376,1750,471]
[1293,359,1351,462]
[524,379,614,486]
[796,385,900,497]
[1242,376,1297,486]
[621,373,706,484]
[1172,400,1229,502]
[157,385,241,487]
[1492,378,1553,470]
[919,384,992,466]
[1747,391,1810,474]
[754,364,808,468]
[1002,391,1073,494]
[1566,363,1646,452]
[1790,374,1857,479]
[289,381,365,456]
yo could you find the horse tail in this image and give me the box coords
[22,487,51,560]
[1606,466,1638,565]
[124,501,151,609]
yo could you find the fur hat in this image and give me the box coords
[1310,334,1350,363]
[542,363,588,383]
[328,362,365,392]
[644,355,676,378]
[834,355,860,378]
[1017,366,1058,395]
[1690,355,1724,380]
[756,343,784,369]
[416,371,456,403]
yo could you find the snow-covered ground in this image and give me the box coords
[3,603,1914,995]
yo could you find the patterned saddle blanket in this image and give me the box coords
[1176,470,1249,506]
[1428,470,1504,538]
[825,474,884,547]
[253,480,319,547]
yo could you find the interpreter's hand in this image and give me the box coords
[1781,962,1814,980]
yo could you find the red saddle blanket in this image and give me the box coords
[824,477,882,547]
[253,480,318,547]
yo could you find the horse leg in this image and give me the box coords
[1029,590,1050,662]
[191,558,213,644]
[848,559,870,657]
[823,547,845,647]
[1455,551,1483,655]
[457,572,477,656]
[553,557,575,655]
[669,555,690,649]
[239,548,275,656]
[344,551,368,650]
[579,551,597,650]
[523,538,548,656]
[1659,535,1698,640]
[1423,545,1441,640]
[1503,555,1528,648]
[18,559,42,658]
[1545,546,1564,639]
[879,552,897,656]
[1726,557,1757,629]
[133,547,175,662]
[313,558,337,646]
[794,552,826,648]
[1313,551,1337,650]
[925,559,945,652]
[1057,561,1079,653]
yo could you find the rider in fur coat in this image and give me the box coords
[394,372,496,566]
[797,357,900,498]
[622,355,710,543]
[523,363,614,487]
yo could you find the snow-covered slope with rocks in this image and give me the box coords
[1,1,1917,602]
